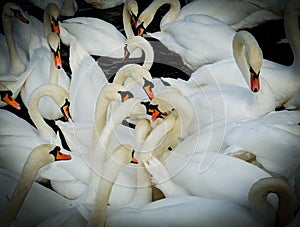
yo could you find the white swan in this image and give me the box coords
[160,32,276,130]
[20,32,70,120]
[0,84,71,175]
[137,0,236,70]
[113,63,155,100]
[122,35,154,71]
[184,0,300,108]
[0,83,21,110]
[41,98,153,202]
[0,2,29,77]
[59,2,142,59]
[0,144,72,226]
[177,0,281,30]
[144,156,296,227]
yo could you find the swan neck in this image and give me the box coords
[49,55,59,84]
[249,177,296,227]
[28,85,66,139]
[284,0,300,71]
[123,3,135,39]
[88,145,132,227]
[91,93,111,148]
[2,14,26,74]
[153,0,180,29]
[233,33,253,88]
[141,41,154,70]
[0,150,52,225]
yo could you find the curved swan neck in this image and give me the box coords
[88,145,132,227]
[141,0,180,30]
[233,31,263,88]
[284,0,300,71]
[248,177,297,227]
[28,84,68,140]
[123,0,137,39]
[2,6,26,75]
[0,145,56,226]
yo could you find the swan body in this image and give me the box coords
[178,0,281,30]
[21,32,70,120]
[145,156,296,227]
[59,9,142,58]
[185,0,300,108]
[0,144,72,226]
[160,31,276,131]
[137,0,236,70]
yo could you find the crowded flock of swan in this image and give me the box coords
[0,0,299,226]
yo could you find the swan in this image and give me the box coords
[122,35,154,71]
[0,84,71,175]
[0,83,21,110]
[87,117,296,227]
[0,144,72,227]
[160,32,276,130]
[35,118,155,226]
[137,0,236,70]
[20,32,70,120]
[113,63,155,100]
[177,0,281,30]
[182,0,300,108]
[59,2,142,59]
[123,0,139,39]
[0,2,29,77]
[144,156,296,227]
[29,0,78,16]
[41,98,154,201]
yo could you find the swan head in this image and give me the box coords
[125,0,139,28]
[47,32,62,69]
[26,144,72,169]
[101,83,134,102]
[44,3,60,34]
[0,89,21,110]
[233,30,263,93]
[2,3,29,24]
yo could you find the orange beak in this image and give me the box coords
[50,146,72,161]
[51,17,60,34]
[151,109,162,121]
[14,10,29,24]
[250,71,260,92]
[2,93,21,110]
[52,50,62,69]
[138,27,145,37]
[119,91,134,102]
[122,45,130,62]
[55,150,72,161]
[143,85,154,100]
